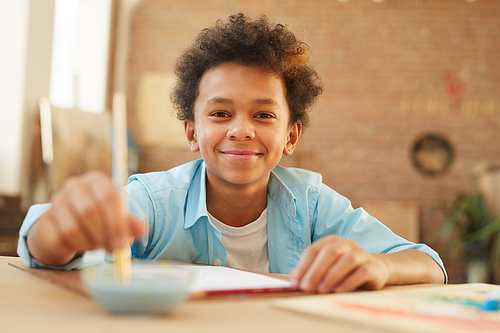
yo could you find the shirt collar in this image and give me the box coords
[184,161,209,229]
[267,170,297,218]
[183,161,298,228]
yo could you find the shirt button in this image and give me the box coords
[214,259,222,266]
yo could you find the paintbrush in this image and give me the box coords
[112,91,131,284]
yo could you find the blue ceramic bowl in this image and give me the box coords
[82,262,192,315]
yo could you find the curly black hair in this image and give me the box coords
[171,13,323,128]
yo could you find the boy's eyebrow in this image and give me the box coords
[206,97,280,107]
[253,98,280,107]
[206,97,233,105]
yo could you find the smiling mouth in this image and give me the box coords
[223,150,258,155]
[222,150,261,160]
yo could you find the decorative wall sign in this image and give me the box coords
[412,134,454,176]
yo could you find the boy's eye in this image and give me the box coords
[256,113,275,119]
[210,111,230,117]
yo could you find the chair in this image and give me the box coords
[38,98,112,197]
[474,164,500,216]
[362,200,420,243]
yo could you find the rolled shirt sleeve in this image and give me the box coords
[313,184,448,283]
[17,204,107,270]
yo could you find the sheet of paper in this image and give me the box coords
[10,259,292,298]
[170,265,292,293]
[272,283,500,333]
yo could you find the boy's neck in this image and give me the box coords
[206,176,268,228]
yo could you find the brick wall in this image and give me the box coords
[127,0,500,283]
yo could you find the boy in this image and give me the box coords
[19,13,446,293]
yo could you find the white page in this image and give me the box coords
[170,265,292,293]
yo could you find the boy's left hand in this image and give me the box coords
[289,235,390,293]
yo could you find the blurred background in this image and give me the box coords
[1,0,499,284]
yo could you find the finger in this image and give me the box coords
[334,265,371,293]
[289,268,297,282]
[129,216,145,239]
[317,252,360,293]
[84,176,122,251]
[50,203,95,252]
[38,209,77,255]
[53,176,96,241]
[290,244,321,287]
[291,235,341,287]
[300,244,343,292]
[64,182,106,250]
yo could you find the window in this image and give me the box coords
[49,0,112,113]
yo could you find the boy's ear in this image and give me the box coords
[283,122,302,156]
[184,120,200,152]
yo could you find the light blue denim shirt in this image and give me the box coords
[18,159,447,281]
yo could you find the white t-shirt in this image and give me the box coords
[208,208,270,273]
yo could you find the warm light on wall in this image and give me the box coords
[335,0,479,2]
[49,0,112,114]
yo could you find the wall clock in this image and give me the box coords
[412,134,454,176]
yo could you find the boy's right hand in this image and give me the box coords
[26,171,145,267]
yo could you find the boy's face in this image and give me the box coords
[185,62,301,190]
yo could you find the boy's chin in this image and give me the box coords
[209,172,270,188]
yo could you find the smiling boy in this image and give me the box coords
[188,63,297,227]
[18,13,446,293]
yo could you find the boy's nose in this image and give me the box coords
[227,117,255,140]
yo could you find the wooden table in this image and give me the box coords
[1,256,380,333]
[3,256,499,333]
